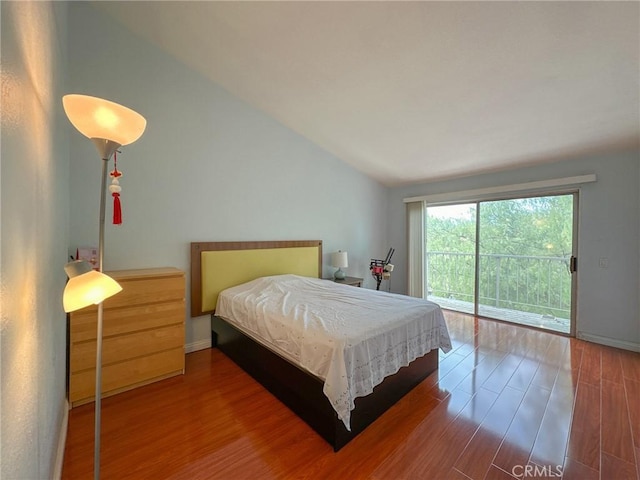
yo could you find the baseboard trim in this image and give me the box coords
[185,338,211,353]
[577,332,640,352]
[53,398,69,480]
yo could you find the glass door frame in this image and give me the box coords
[426,190,578,337]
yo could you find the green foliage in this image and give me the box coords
[479,196,573,257]
[425,195,573,319]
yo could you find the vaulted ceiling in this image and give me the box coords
[96,1,639,186]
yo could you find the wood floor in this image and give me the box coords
[63,311,640,479]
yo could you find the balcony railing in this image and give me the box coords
[426,251,572,322]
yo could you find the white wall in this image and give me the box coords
[0,1,70,478]
[67,3,388,349]
[388,152,640,351]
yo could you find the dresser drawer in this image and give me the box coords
[70,302,184,342]
[70,347,184,405]
[71,323,184,372]
[78,275,184,310]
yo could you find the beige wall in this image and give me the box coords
[0,2,69,478]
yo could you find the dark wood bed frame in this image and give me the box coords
[191,240,440,451]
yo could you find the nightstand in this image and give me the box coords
[326,276,363,287]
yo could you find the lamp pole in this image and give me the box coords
[93,157,108,480]
[92,140,120,480]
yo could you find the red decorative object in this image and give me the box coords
[109,151,123,225]
[369,247,395,291]
[112,192,122,224]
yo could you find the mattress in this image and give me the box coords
[215,274,452,429]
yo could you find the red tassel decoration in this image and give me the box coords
[109,151,123,225]
[112,192,122,224]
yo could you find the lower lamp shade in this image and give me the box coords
[63,260,122,313]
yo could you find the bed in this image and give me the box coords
[190,240,451,451]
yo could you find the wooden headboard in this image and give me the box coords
[190,240,323,317]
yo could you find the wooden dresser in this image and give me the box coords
[69,267,186,407]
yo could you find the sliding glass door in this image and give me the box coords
[426,193,576,334]
[426,204,477,314]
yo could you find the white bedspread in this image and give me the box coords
[215,274,452,430]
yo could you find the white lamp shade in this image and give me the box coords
[62,94,147,146]
[331,251,348,269]
[63,268,123,313]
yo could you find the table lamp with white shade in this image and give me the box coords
[331,251,348,280]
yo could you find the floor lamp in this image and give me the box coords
[63,94,146,479]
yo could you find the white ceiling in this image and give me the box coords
[95,1,639,186]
